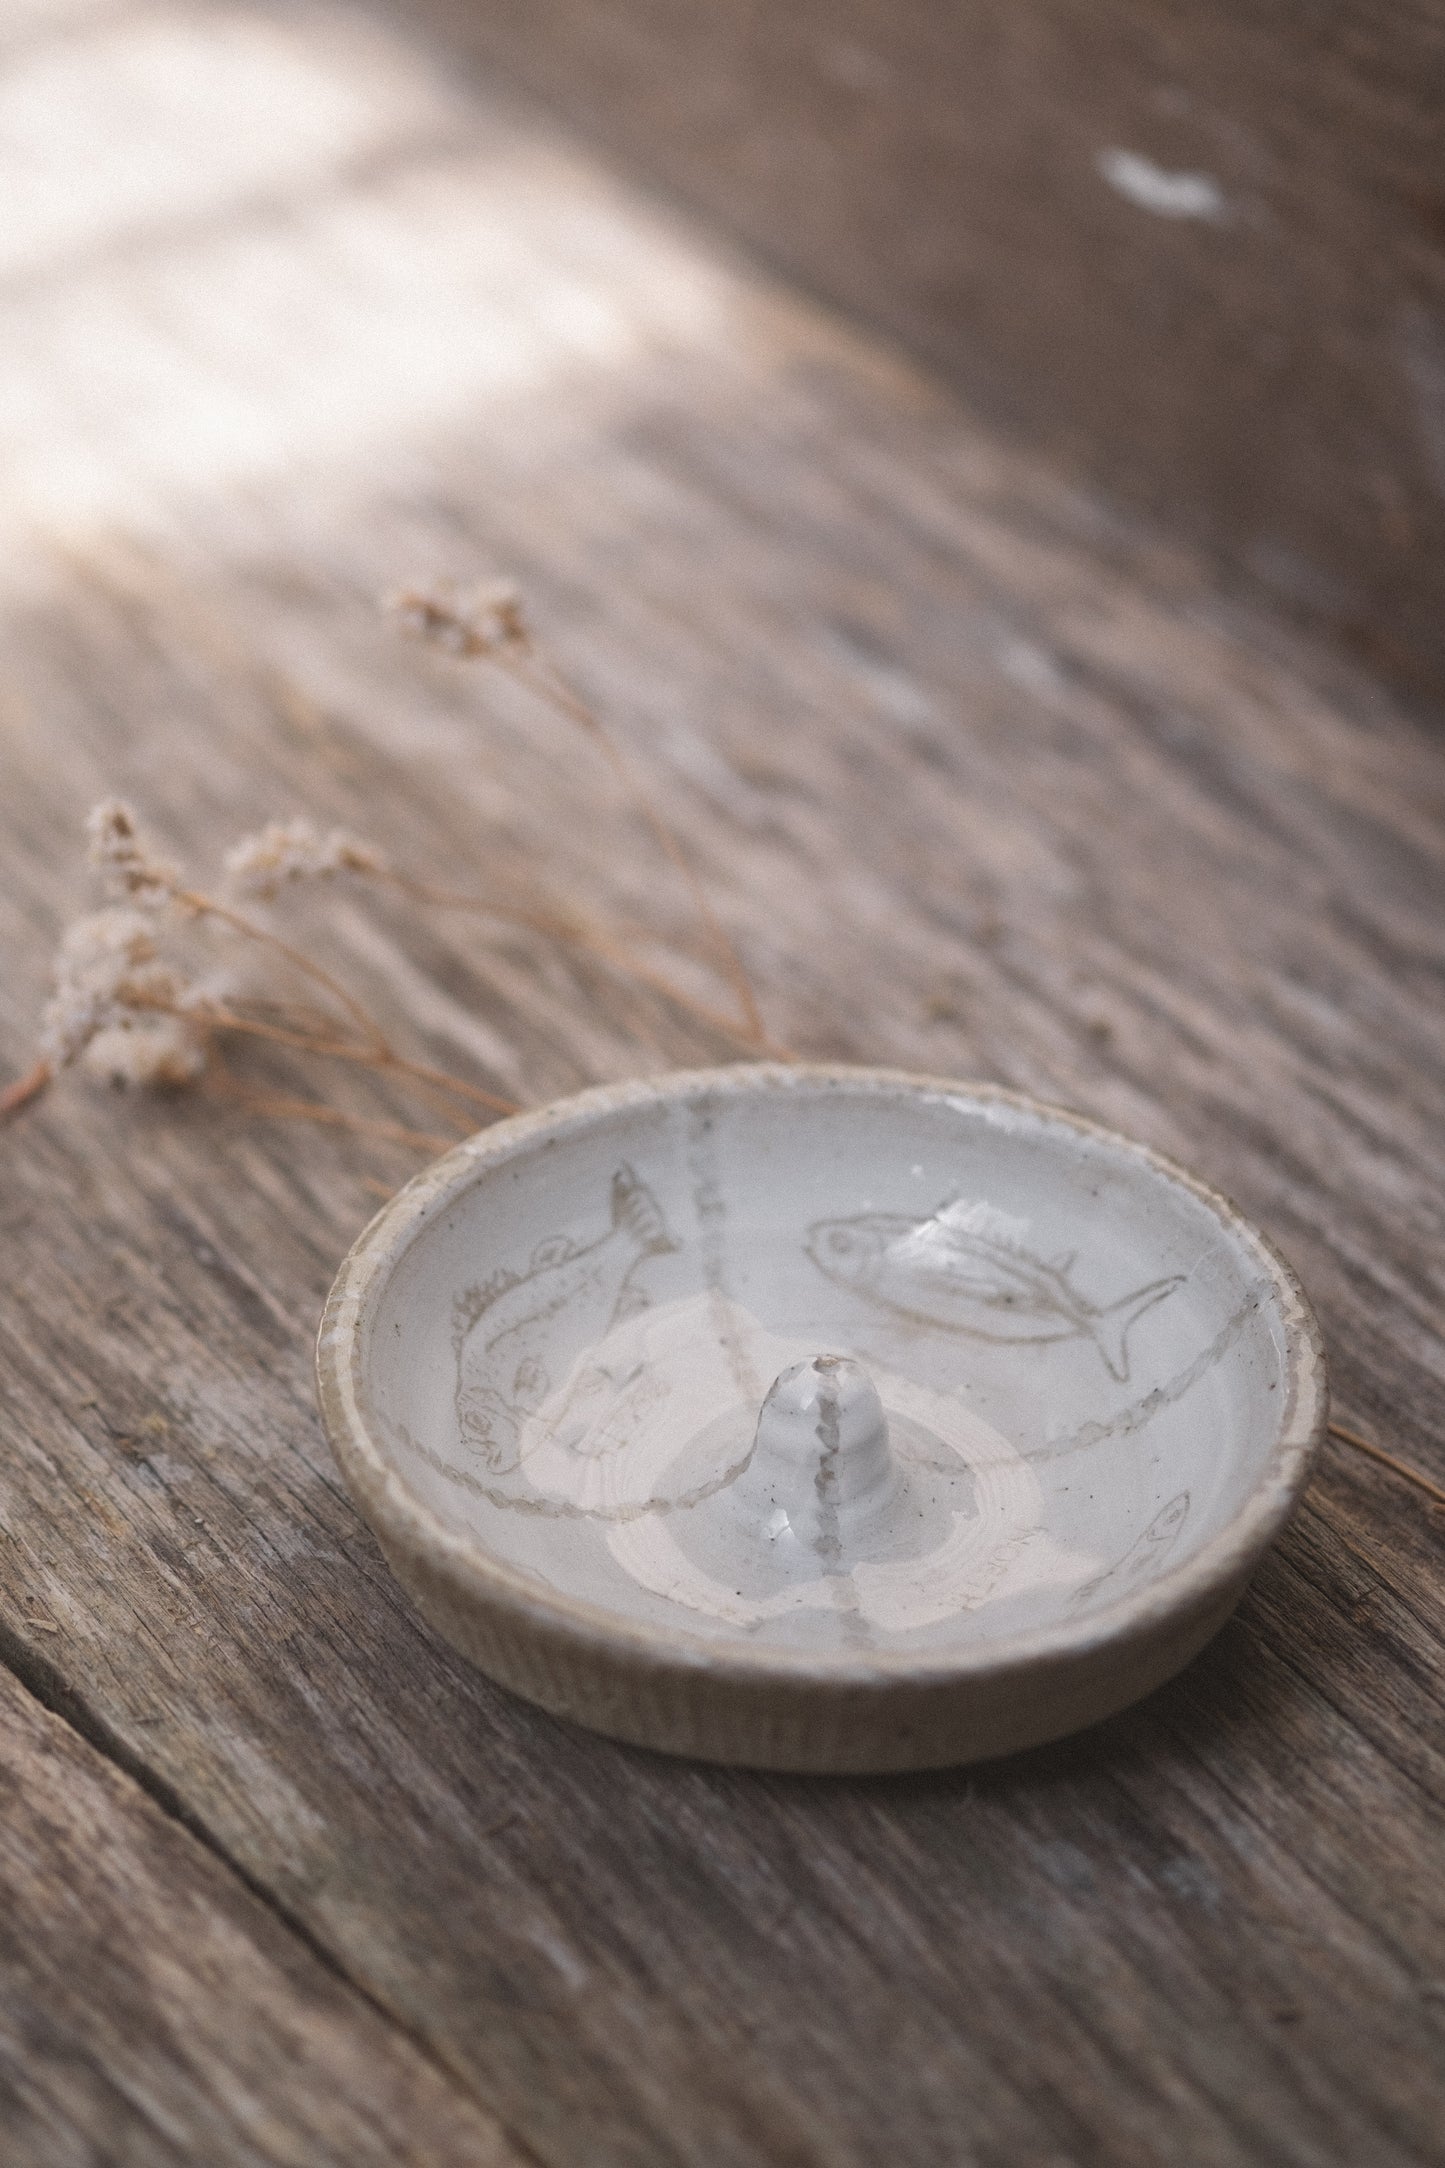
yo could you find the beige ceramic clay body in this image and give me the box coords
[316,1066,1326,1771]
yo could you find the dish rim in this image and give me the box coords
[315,1062,1327,1689]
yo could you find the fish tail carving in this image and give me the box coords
[1092,1275,1185,1382]
[611,1164,678,1257]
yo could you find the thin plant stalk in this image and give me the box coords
[0,1060,50,1120]
[495,647,768,1049]
[195,1001,517,1119]
[1329,1421,1445,1512]
[175,887,389,1053]
[378,870,790,1057]
[206,1072,457,1155]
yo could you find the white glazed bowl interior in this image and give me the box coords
[339,1068,1322,1672]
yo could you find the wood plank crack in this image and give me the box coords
[0,1612,546,2168]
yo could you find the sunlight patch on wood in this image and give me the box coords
[0,0,737,576]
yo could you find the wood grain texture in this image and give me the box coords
[0,1662,523,2167]
[0,2,1442,2163]
[401,0,1445,705]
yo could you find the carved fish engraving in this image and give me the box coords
[454,1165,676,1472]
[1070,1492,1191,1605]
[806,1199,1183,1381]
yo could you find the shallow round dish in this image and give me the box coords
[316,1065,1325,1772]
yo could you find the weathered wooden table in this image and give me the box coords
[1,4,1442,2163]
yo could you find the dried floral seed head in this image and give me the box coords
[40,906,209,1084]
[86,799,179,904]
[82,1014,208,1089]
[223,818,385,900]
[387,579,529,659]
[41,908,157,1068]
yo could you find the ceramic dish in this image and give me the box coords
[316,1065,1326,1771]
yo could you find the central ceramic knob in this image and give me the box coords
[753,1355,893,1510]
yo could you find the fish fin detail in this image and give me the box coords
[610,1280,653,1325]
[1092,1275,1186,1382]
[611,1164,678,1256]
[453,1269,520,1345]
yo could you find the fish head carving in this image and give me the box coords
[806,1215,909,1292]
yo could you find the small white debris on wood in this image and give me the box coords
[1097,149,1226,222]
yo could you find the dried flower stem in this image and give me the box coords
[178,885,521,1122]
[174,888,387,1053]
[1329,1421,1445,1513]
[1,1059,52,1120]
[207,1072,457,1155]
[379,871,788,1056]
[496,647,768,1050]
[195,1002,516,1121]
[391,578,778,1052]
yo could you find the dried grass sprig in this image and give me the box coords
[510,650,768,1049]
[223,822,778,1055]
[6,798,515,1139]
[5,578,780,1151]
[205,1071,458,1156]
[86,800,525,1124]
[223,818,384,898]
[176,887,388,1054]
[389,581,772,1054]
[377,870,786,1056]
[1328,1421,1445,1516]
[82,801,388,1055]
[192,1001,517,1121]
